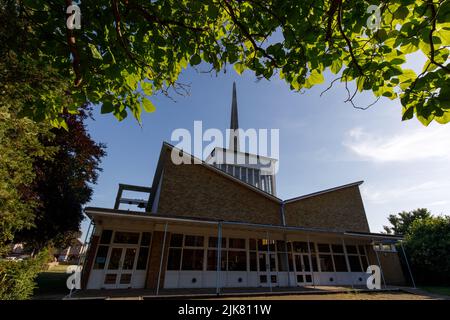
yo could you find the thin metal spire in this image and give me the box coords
[229,82,240,151]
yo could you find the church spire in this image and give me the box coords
[229,82,240,151]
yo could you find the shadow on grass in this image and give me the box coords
[34,271,70,299]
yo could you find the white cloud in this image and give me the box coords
[344,125,450,162]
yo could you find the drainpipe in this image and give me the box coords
[399,240,416,288]
[216,222,222,296]
[156,222,168,296]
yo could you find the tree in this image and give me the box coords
[404,215,450,285]
[383,208,432,235]
[0,104,56,256]
[2,0,449,127]
[16,109,106,252]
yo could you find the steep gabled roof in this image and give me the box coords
[146,141,365,212]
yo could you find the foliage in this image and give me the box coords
[383,208,432,235]
[0,249,51,300]
[0,105,55,256]
[404,216,450,285]
[16,109,106,251]
[1,0,449,127]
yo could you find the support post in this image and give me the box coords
[216,222,222,295]
[400,241,416,288]
[156,222,168,296]
[266,232,272,292]
[341,238,353,288]
[373,240,386,289]
[307,235,316,288]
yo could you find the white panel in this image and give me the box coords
[131,271,146,288]
[164,271,179,288]
[178,271,203,288]
[224,271,248,287]
[87,270,104,289]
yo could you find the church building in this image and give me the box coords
[81,84,408,293]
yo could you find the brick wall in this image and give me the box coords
[146,231,171,291]
[156,150,282,225]
[284,186,370,232]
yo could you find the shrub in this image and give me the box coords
[0,250,50,300]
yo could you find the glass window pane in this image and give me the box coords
[311,255,319,272]
[331,244,344,253]
[229,238,246,249]
[358,245,366,255]
[361,256,369,271]
[122,248,136,270]
[318,244,331,253]
[333,255,348,272]
[227,251,247,271]
[107,248,122,270]
[319,254,334,272]
[258,253,266,271]
[303,255,311,271]
[269,253,276,271]
[94,245,109,269]
[207,250,217,271]
[113,232,139,244]
[249,252,257,271]
[277,252,289,271]
[346,245,358,254]
[258,239,275,251]
[141,232,152,246]
[243,167,248,182]
[182,249,204,270]
[184,235,204,247]
[295,255,303,272]
[100,230,113,244]
[249,239,256,251]
[167,248,182,270]
[136,247,149,270]
[170,234,183,247]
[348,255,362,272]
[276,240,287,252]
[208,237,226,248]
[293,241,308,253]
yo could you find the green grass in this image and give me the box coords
[419,286,450,297]
[33,264,75,297]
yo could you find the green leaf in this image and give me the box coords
[330,59,342,74]
[88,43,102,60]
[233,62,245,75]
[304,70,324,88]
[142,98,156,113]
[101,101,114,114]
[189,54,201,66]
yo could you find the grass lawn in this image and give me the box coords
[33,264,74,298]
[419,286,450,297]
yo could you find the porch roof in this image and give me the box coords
[84,207,403,242]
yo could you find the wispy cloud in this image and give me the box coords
[361,181,449,205]
[344,125,450,162]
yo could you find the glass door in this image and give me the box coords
[104,247,137,288]
[294,253,313,286]
[258,252,278,287]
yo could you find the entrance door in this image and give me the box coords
[294,254,313,286]
[104,247,137,289]
[258,252,278,287]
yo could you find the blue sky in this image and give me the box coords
[81,55,450,239]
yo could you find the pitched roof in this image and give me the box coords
[145,141,364,211]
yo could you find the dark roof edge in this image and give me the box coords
[84,207,403,240]
[284,181,364,204]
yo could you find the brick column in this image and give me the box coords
[81,235,99,289]
[145,231,171,292]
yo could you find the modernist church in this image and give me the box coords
[81,84,407,293]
